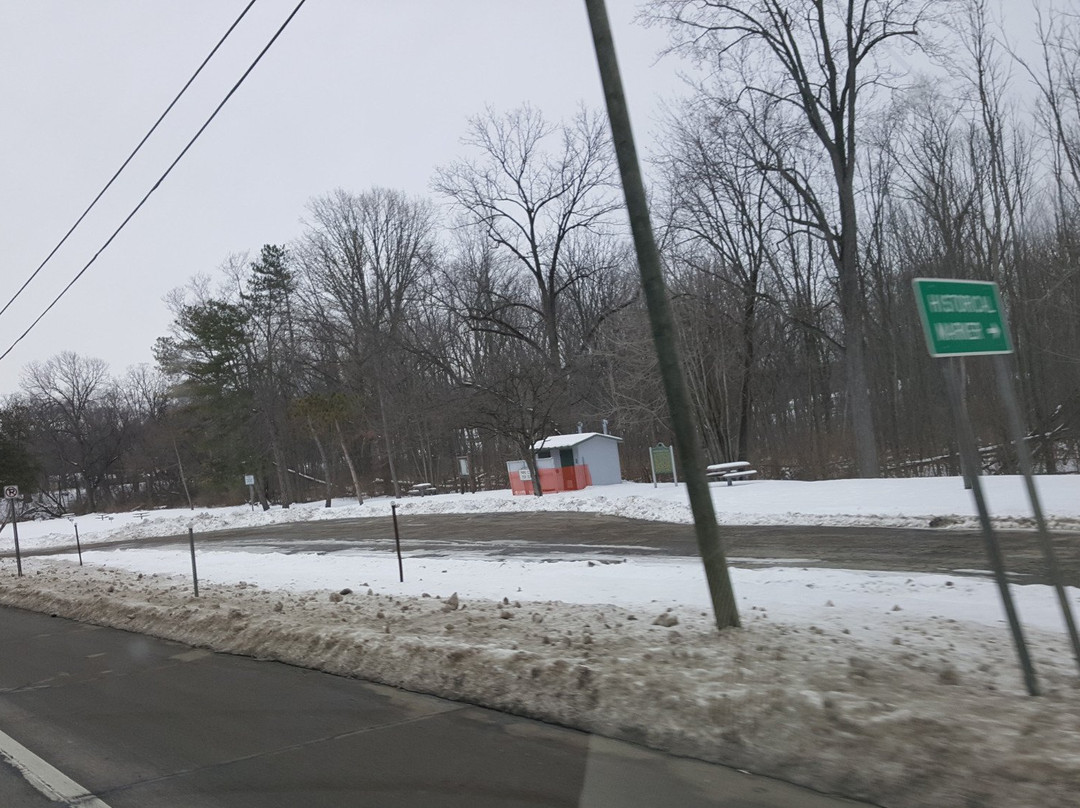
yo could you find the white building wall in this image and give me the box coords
[575,437,622,485]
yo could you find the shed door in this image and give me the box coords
[559,448,575,468]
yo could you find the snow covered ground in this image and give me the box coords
[4,473,1080,554]
[2,475,1079,807]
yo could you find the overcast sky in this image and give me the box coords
[0,1,1047,396]
[0,0,683,393]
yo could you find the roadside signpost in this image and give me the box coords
[914,278,1080,695]
[4,486,22,576]
[244,474,256,511]
[188,526,199,598]
[391,502,404,583]
[457,456,470,495]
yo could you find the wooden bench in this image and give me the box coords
[706,461,759,486]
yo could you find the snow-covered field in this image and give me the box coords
[2,476,1079,807]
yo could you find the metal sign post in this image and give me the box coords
[913,277,1049,695]
[391,502,404,583]
[993,352,1080,674]
[941,359,1038,696]
[4,486,22,577]
[457,456,469,495]
[244,474,256,512]
[188,527,199,598]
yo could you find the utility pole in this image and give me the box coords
[584,0,739,629]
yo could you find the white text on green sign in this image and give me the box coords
[912,278,1012,357]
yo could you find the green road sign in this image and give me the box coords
[912,278,1012,357]
[650,444,673,474]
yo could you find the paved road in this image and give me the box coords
[29,512,1080,586]
[0,606,868,807]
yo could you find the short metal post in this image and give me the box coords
[188,527,199,597]
[391,502,403,583]
[957,359,974,489]
[11,501,22,577]
[74,523,83,566]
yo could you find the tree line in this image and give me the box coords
[3,0,1078,513]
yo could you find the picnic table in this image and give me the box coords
[706,461,759,486]
[407,483,437,496]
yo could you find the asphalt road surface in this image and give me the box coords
[0,606,869,807]
[30,512,1080,587]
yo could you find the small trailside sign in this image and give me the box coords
[650,444,673,475]
[913,278,1012,357]
[3,485,18,499]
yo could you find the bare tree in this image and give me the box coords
[651,0,934,477]
[297,187,438,497]
[21,352,128,512]
[658,99,786,462]
[435,105,622,371]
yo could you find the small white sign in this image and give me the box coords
[244,475,256,486]
[3,485,19,499]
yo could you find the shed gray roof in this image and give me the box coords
[531,432,623,451]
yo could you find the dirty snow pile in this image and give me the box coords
[0,555,1078,807]
[1,474,1079,807]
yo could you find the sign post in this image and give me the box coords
[391,502,404,583]
[4,486,21,577]
[914,277,1080,692]
[457,456,469,495]
[188,526,199,597]
[993,351,1080,675]
[244,474,256,512]
[939,359,1038,696]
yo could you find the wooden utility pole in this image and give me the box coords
[584,0,739,629]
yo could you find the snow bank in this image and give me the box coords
[4,474,1080,553]
[2,474,1079,805]
[1,557,1078,808]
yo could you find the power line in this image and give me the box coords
[0,0,259,323]
[0,0,309,365]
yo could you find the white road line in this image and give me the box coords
[0,727,112,807]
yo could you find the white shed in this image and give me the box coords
[530,432,624,489]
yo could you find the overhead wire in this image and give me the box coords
[0,0,309,364]
[0,0,259,322]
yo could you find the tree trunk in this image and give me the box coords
[377,386,400,498]
[525,454,543,497]
[837,179,880,478]
[172,437,194,510]
[737,284,757,460]
[254,469,270,511]
[335,420,364,504]
[270,437,291,508]
[307,416,333,508]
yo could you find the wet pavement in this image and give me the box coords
[17,512,1080,586]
